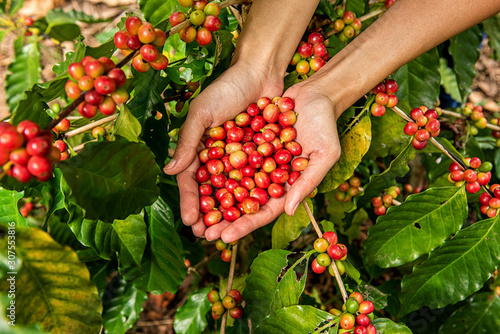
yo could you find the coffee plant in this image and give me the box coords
[0,0,499,333]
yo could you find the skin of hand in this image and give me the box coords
[164,60,284,238]
[211,85,341,243]
[164,0,320,241]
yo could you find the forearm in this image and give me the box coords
[232,0,320,76]
[309,0,500,118]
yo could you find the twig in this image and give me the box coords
[302,200,348,303]
[220,243,238,334]
[440,109,500,131]
[303,201,322,237]
[73,139,98,152]
[359,8,386,22]
[392,199,401,206]
[64,114,119,138]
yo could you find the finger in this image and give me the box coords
[164,111,207,175]
[284,151,338,215]
[220,197,286,243]
[205,221,232,241]
[191,218,207,238]
[177,163,201,226]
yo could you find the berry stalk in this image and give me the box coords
[220,242,238,334]
[440,108,500,131]
[390,105,468,169]
[359,8,387,22]
[63,114,119,138]
[302,200,348,303]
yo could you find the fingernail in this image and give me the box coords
[164,159,176,170]
[292,202,300,215]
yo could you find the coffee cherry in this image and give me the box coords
[340,313,356,330]
[311,258,326,274]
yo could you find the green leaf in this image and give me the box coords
[483,15,500,59]
[2,0,24,16]
[0,188,27,227]
[102,276,147,334]
[372,318,412,334]
[356,141,414,213]
[6,42,41,113]
[438,292,500,334]
[0,294,49,333]
[365,103,409,159]
[449,25,482,100]
[364,187,467,268]
[52,37,86,76]
[345,0,367,17]
[0,227,102,333]
[69,214,147,267]
[123,197,186,294]
[319,112,371,192]
[394,47,440,108]
[174,286,212,334]
[399,216,500,316]
[357,284,389,309]
[10,77,66,127]
[344,259,361,284]
[439,57,462,102]
[113,106,142,142]
[44,9,107,42]
[40,168,66,223]
[243,250,310,327]
[127,67,169,126]
[58,140,160,222]
[254,305,336,334]
[272,199,313,249]
[139,0,177,26]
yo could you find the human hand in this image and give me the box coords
[207,82,341,243]
[163,60,283,238]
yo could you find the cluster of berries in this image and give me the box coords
[290,32,329,75]
[20,200,34,217]
[330,292,377,334]
[479,184,500,218]
[196,97,309,226]
[334,175,361,202]
[370,79,399,116]
[215,239,236,262]
[460,103,487,136]
[448,158,492,194]
[170,0,221,46]
[371,185,400,216]
[330,10,362,42]
[65,56,129,118]
[114,16,169,72]
[207,288,243,320]
[0,121,60,183]
[403,107,440,150]
[311,231,348,275]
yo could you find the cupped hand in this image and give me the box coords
[163,60,283,238]
[213,82,342,243]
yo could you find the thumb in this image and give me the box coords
[284,152,338,215]
[163,112,206,175]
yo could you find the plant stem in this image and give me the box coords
[221,243,238,334]
[359,8,386,22]
[302,200,348,303]
[64,114,119,138]
[440,108,500,131]
[0,161,13,181]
